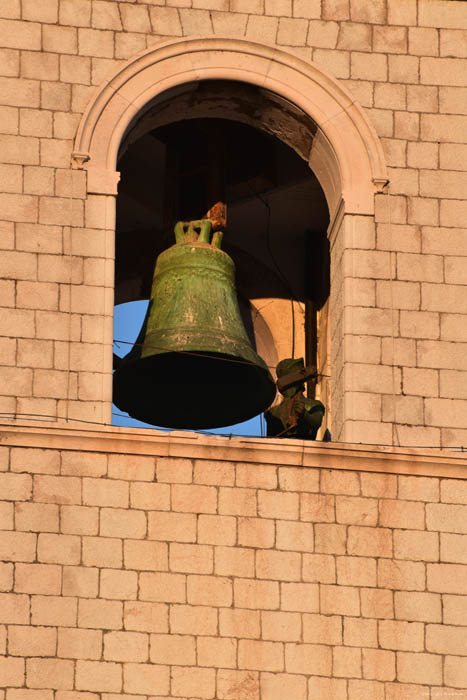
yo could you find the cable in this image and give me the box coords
[0,412,464,451]
[113,337,331,377]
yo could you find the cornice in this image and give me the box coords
[0,422,465,480]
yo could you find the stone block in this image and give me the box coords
[37,532,80,565]
[0,473,32,501]
[342,78,374,106]
[92,0,122,29]
[360,588,394,619]
[0,105,18,134]
[0,656,25,687]
[75,661,122,693]
[256,550,301,581]
[337,555,377,587]
[276,16,307,45]
[0,593,29,623]
[83,477,128,507]
[379,619,424,653]
[394,530,438,562]
[30,595,76,627]
[427,503,467,534]
[335,496,378,526]
[14,563,61,595]
[111,455,155,483]
[237,462,277,489]
[78,28,114,58]
[219,608,260,639]
[320,584,360,616]
[260,610,301,642]
[336,646,365,680]
[302,553,336,583]
[43,25,78,54]
[394,111,419,141]
[362,648,395,681]
[238,517,274,549]
[170,542,213,574]
[419,0,467,28]
[170,603,217,635]
[21,52,58,81]
[24,166,55,196]
[119,5,151,32]
[104,631,148,662]
[245,14,278,44]
[58,0,91,25]
[62,565,98,598]
[124,600,169,632]
[387,0,416,24]
[396,651,442,686]
[275,520,313,552]
[0,18,40,50]
[198,514,236,546]
[234,578,279,610]
[421,56,467,87]
[238,639,283,672]
[150,633,195,665]
[17,281,59,311]
[314,523,345,555]
[187,574,232,606]
[100,508,146,539]
[345,335,381,364]
[82,536,122,568]
[172,483,217,514]
[348,526,392,558]
[78,599,122,630]
[179,7,213,33]
[351,51,387,81]
[441,533,467,564]
[15,502,58,533]
[211,10,248,35]
[215,545,255,578]
[170,666,214,698]
[12,447,60,475]
[123,539,168,573]
[313,48,350,79]
[156,456,192,483]
[100,568,137,600]
[374,25,407,54]
[60,55,91,85]
[148,511,196,542]
[337,22,371,50]
[344,617,377,648]
[58,628,102,660]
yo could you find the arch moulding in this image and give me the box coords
[72,36,387,224]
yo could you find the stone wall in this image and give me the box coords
[1,426,467,698]
[0,0,466,445]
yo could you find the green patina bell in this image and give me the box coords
[113,220,276,429]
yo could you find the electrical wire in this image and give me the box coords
[112,337,330,378]
[0,412,464,452]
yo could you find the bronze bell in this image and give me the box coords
[113,220,276,429]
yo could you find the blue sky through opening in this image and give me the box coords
[113,300,264,436]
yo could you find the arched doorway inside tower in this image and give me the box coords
[112,83,330,435]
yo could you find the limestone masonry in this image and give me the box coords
[0,0,467,697]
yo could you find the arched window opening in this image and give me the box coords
[112,81,330,436]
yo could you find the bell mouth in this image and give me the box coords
[113,351,276,430]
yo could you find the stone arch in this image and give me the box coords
[72,37,388,438]
[73,36,387,218]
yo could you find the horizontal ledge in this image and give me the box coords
[0,421,466,480]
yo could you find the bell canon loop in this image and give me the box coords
[113,220,276,429]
